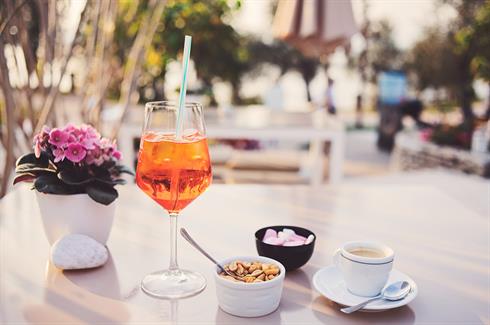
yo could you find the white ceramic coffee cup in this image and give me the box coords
[333,241,394,297]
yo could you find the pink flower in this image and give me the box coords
[41,126,51,134]
[33,127,50,158]
[420,129,433,142]
[63,124,76,133]
[112,150,122,160]
[65,143,87,163]
[85,147,103,165]
[34,140,42,158]
[33,134,43,158]
[80,137,99,150]
[53,147,66,163]
[81,124,100,139]
[99,138,111,148]
[49,128,70,147]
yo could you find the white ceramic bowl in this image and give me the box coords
[214,256,285,317]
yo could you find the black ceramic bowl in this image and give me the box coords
[255,225,316,271]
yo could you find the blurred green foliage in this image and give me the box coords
[406,0,489,121]
[429,122,473,150]
[111,0,324,105]
[247,41,320,101]
[455,1,490,82]
[367,20,404,81]
[113,0,245,104]
[407,27,461,94]
[347,19,403,85]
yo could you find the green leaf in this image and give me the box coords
[34,173,82,195]
[34,174,64,194]
[114,165,135,175]
[94,176,127,186]
[13,173,36,185]
[15,164,56,174]
[57,170,94,185]
[111,178,127,185]
[85,182,119,206]
[16,152,50,168]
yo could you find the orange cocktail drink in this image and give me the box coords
[136,132,212,214]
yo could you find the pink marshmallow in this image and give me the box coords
[263,229,277,240]
[283,240,304,247]
[263,237,285,246]
[289,234,307,242]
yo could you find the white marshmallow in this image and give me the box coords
[278,231,292,241]
[305,234,315,245]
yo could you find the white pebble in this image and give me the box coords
[50,234,108,270]
[305,234,315,245]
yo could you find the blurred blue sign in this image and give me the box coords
[378,71,407,105]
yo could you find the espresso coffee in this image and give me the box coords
[336,241,394,296]
[348,248,385,258]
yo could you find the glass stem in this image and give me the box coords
[169,213,179,271]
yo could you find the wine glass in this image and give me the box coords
[136,101,212,299]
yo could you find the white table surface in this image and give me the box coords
[1,170,489,324]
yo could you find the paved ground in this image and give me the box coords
[343,129,392,179]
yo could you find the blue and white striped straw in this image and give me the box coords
[175,35,192,140]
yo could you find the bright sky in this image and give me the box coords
[233,0,457,49]
[360,0,457,49]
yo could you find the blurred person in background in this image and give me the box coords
[326,77,336,115]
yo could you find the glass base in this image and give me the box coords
[141,269,206,299]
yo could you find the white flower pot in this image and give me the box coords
[36,192,116,245]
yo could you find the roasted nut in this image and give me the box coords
[251,269,263,277]
[244,276,255,283]
[248,264,259,273]
[242,262,251,269]
[220,260,280,283]
[236,264,245,275]
[228,262,238,272]
[222,275,238,282]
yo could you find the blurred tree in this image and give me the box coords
[407,27,460,96]
[440,0,487,121]
[247,41,296,76]
[347,17,404,131]
[109,0,166,136]
[454,1,490,118]
[0,0,167,196]
[0,0,89,197]
[160,0,245,105]
[247,40,320,102]
[367,20,404,82]
[406,0,487,122]
[113,0,245,105]
[354,0,370,128]
[347,19,404,100]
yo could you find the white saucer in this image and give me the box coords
[313,266,418,312]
